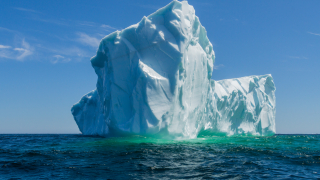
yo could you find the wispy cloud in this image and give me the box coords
[14,39,33,60]
[0,26,36,61]
[38,44,92,61]
[77,21,117,31]
[101,24,117,31]
[51,55,71,64]
[0,48,12,59]
[308,32,320,36]
[0,18,116,63]
[29,17,118,33]
[0,45,11,49]
[29,17,69,26]
[0,27,19,34]
[77,21,96,27]
[76,32,100,48]
[0,39,33,61]
[213,64,224,70]
[14,7,41,14]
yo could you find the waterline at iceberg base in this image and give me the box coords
[71,1,276,138]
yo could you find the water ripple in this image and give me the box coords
[0,134,319,179]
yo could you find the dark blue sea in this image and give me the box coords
[0,134,319,179]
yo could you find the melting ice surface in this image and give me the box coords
[71,1,276,139]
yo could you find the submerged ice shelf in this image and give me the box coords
[71,1,276,138]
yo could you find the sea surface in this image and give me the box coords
[0,134,319,179]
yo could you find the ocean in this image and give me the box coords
[0,134,319,179]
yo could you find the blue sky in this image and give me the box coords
[0,0,319,134]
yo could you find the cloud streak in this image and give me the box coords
[51,55,71,64]
[308,32,320,36]
[213,64,224,70]
[0,39,33,61]
[0,45,11,49]
[0,17,116,63]
[101,24,117,31]
[14,7,41,14]
[29,17,118,31]
[0,27,19,34]
[15,39,33,60]
[29,17,69,26]
[76,32,100,48]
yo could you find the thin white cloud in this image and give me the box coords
[0,39,33,61]
[51,55,71,64]
[78,21,96,27]
[0,27,18,33]
[14,7,41,14]
[76,32,100,48]
[54,55,64,59]
[101,24,117,30]
[0,19,115,63]
[14,39,33,60]
[29,17,116,32]
[213,64,224,70]
[36,43,93,64]
[0,45,11,49]
[0,49,13,59]
[308,32,320,36]
[28,17,69,26]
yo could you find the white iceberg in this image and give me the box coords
[71,0,276,138]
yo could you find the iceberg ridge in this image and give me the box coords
[71,1,276,138]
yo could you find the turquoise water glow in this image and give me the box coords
[1,134,319,179]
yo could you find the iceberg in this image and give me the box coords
[71,0,276,138]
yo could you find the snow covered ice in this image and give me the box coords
[71,0,276,138]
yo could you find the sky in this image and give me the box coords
[0,0,319,134]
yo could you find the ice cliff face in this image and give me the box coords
[204,75,276,136]
[71,1,276,138]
